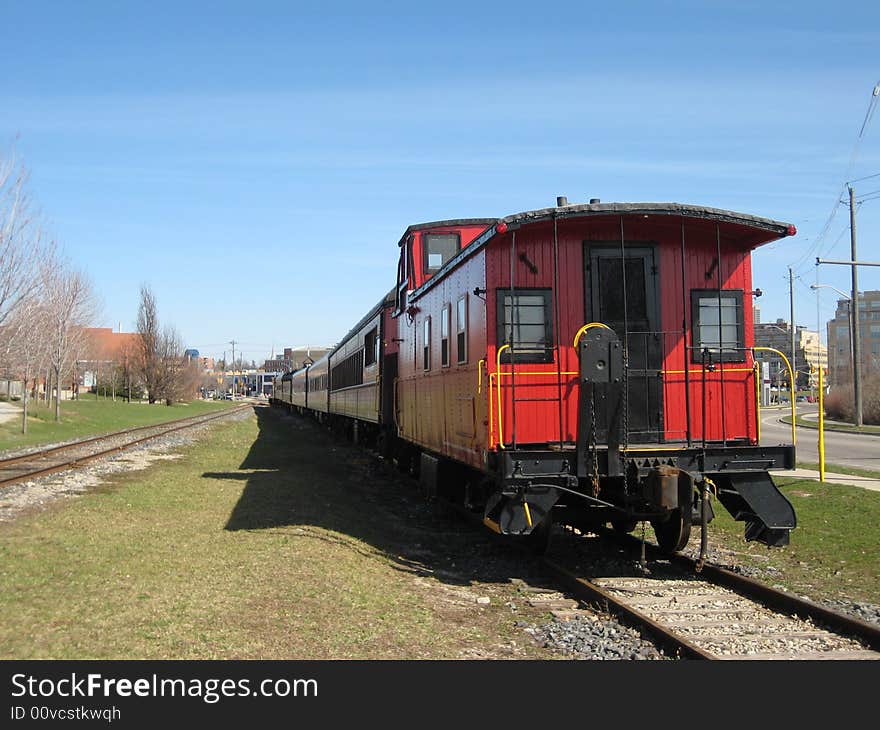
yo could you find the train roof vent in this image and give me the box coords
[590,198,601,204]
[556,196,568,207]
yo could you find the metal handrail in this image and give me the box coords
[572,321,612,348]
[752,346,796,446]
[494,345,511,448]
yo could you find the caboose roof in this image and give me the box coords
[406,202,795,300]
[501,201,794,240]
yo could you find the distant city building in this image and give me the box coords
[753,303,761,325]
[184,348,199,360]
[826,290,880,385]
[274,347,331,372]
[754,319,827,390]
[78,327,141,392]
[263,358,292,372]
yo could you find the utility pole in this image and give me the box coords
[849,185,863,427]
[789,267,796,393]
[229,340,237,399]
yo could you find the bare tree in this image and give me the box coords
[136,285,161,404]
[3,296,51,433]
[0,154,48,331]
[156,324,185,405]
[42,259,97,422]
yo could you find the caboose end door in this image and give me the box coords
[585,245,663,443]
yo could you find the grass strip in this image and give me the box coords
[0,399,235,453]
[0,408,547,660]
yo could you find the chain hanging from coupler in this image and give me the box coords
[695,477,715,573]
[589,390,600,498]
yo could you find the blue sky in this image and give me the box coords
[2,1,878,365]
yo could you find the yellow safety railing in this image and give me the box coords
[573,322,611,348]
[489,322,615,450]
[662,367,754,375]
[752,346,796,447]
[494,345,511,449]
[489,344,579,449]
[754,362,761,445]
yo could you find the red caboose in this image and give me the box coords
[392,200,797,552]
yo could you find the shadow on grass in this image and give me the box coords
[207,405,552,590]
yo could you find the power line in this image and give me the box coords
[791,81,880,275]
[849,171,880,184]
[857,81,880,138]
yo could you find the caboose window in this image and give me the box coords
[424,233,460,274]
[691,289,745,363]
[456,296,468,364]
[497,288,553,364]
[440,305,450,367]
[423,317,431,371]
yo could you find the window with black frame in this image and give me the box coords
[424,233,460,274]
[364,327,378,367]
[440,306,450,367]
[691,289,745,362]
[496,288,553,363]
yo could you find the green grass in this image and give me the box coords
[0,398,235,453]
[0,409,550,660]
[698,477,880,605]
[781,414,880,434]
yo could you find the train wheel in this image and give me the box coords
[524,516,554,555]
[651,508,692,554]
[395,445,412,474]
[610,519,637,535]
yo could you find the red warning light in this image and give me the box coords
[786,224,797,236]
[496,222,508,235]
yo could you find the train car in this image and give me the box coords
[326,291,395,443]
[275,199,799,555]
[272,371,293,408]
[392,200,798,552]
[305,353,330,418]
[290,365,308,410]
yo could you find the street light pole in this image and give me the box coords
[229,340,237,399]
[848,186,863,427]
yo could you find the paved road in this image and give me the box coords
[760,404,880,472]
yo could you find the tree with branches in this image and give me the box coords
[42,259,97,422]
[136,284,162,404]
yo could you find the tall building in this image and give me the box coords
[826,290,880,385]
[754,319,827,390]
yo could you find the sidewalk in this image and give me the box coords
[0,401,21,424]
[778,468,880,493]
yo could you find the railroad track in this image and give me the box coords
[543,531,880,660]
[440,497,879,659]
[0,404,253,489]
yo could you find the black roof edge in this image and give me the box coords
[502,202,793,234]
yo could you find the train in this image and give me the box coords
[271,198,798,554]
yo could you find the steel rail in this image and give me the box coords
[611,530,880,653]
[0,404,252,488]
[541,556,715,659]
[0,405,243,468]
